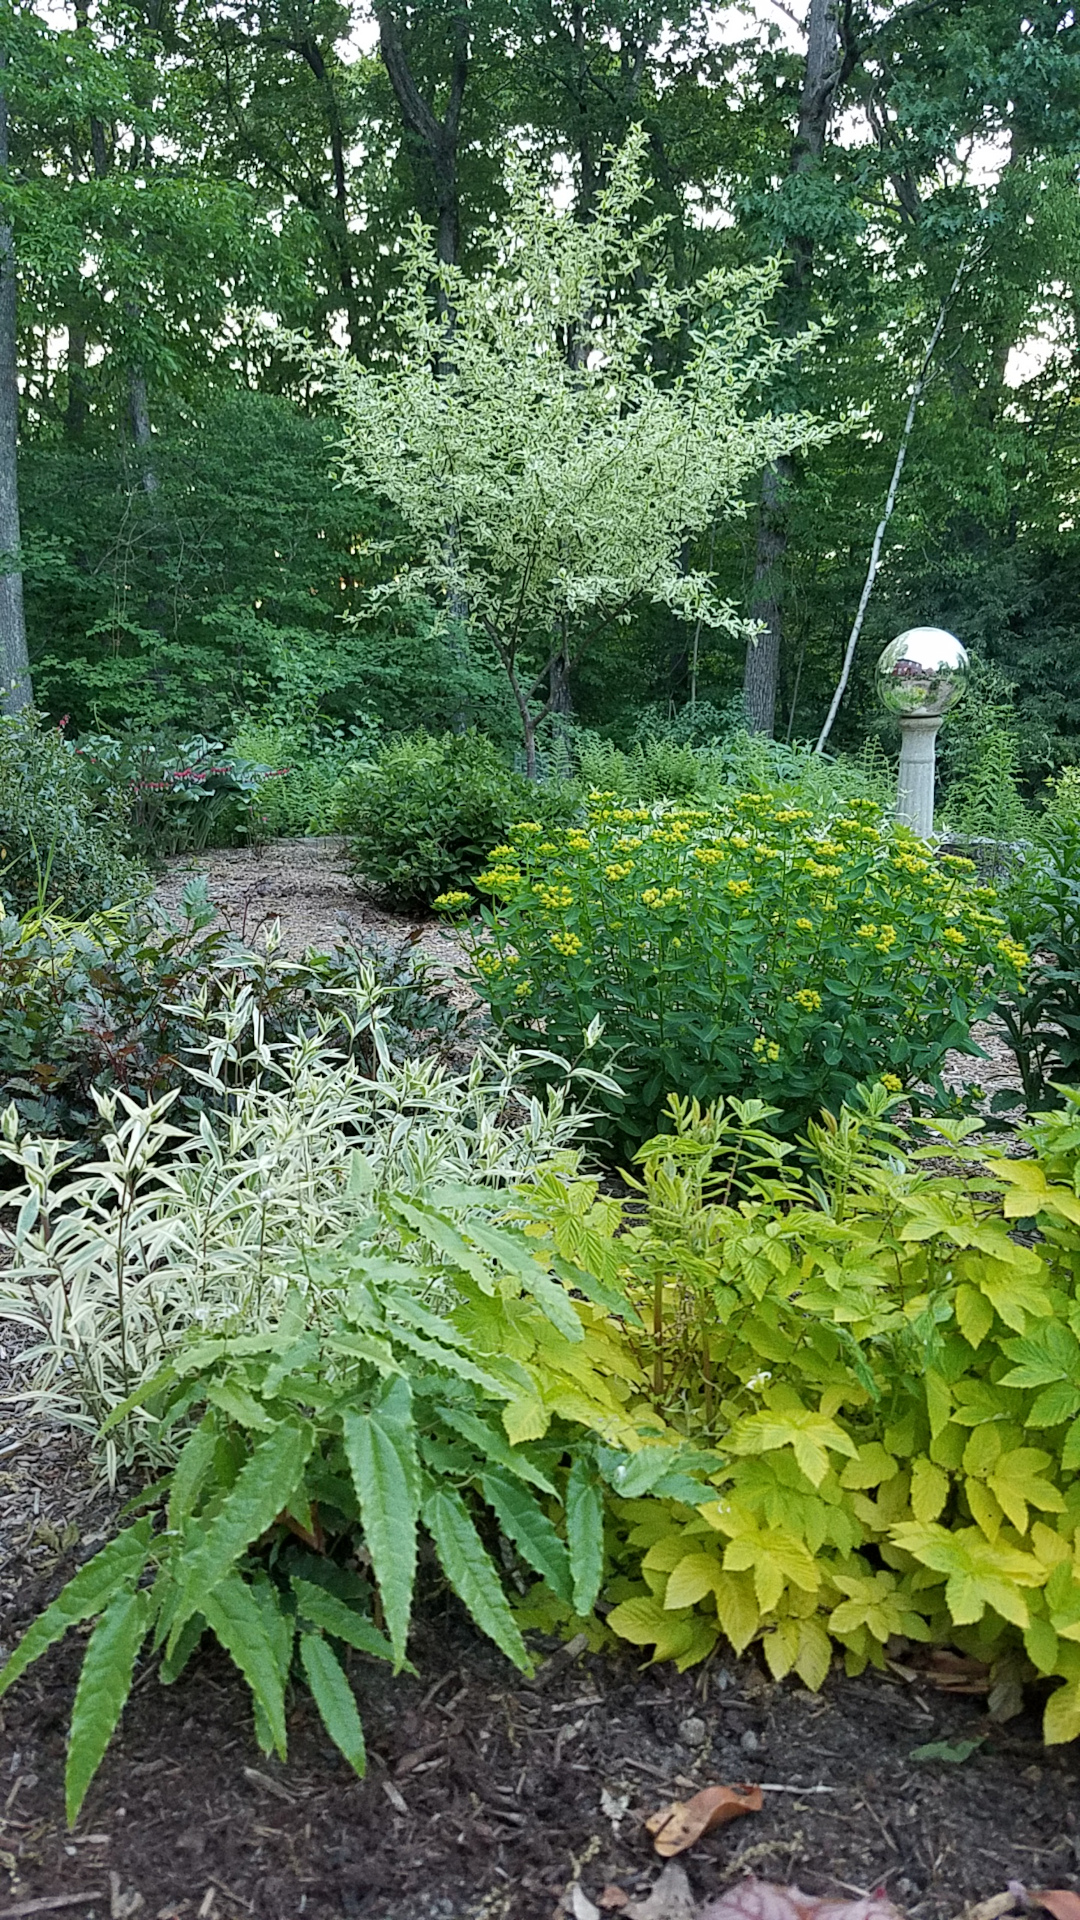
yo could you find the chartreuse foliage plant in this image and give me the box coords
[445,791,1024,1147]
[512,1087,1080,1742]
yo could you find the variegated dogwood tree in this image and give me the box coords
[314,130,836,775]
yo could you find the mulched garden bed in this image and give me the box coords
[2,1579,1078,1920]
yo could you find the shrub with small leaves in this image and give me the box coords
[0,708,146,917]
[334,729,575,910]
[447,790,1021,1148]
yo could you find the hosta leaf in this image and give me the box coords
[0,1519,153,1702]
[480,1470,573,1604]
[422,1483,533,1673]
[290,1577,396,1666]
[65,1586,154,1826]
[171,1419,313,1642]
[201,1570,290,1760]
[342,1379,419,1670]
[565,1455,604,1616]
[299,1632,367,1778]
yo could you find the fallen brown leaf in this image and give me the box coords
[599,1893,630,1913]
[646,1784,763,1859]
[954,1891,1020,1920]
[1031,1894,1080,1920]
[697,1876,902,1920]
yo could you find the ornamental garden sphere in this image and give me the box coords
[876,627,969,837]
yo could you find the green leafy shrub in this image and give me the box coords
[451,791,1022,1148]
[577,736,707,804]
[514,1088,1080,1741]
[230,714,381,838]
[335,729,576,910]
[0,1023,698,1822]
[0,709,146,917]
[0,887,471,1147]
[996,809,1080,1111]
[74,732,286,857]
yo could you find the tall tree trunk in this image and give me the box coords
[66,323,89,441]
[0,47,29,715]
[127,363,158,495]
[376,2,468,288]
[745,458,790,737]
[744,0,843,734]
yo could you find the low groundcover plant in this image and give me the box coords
[441,789,1027,1146]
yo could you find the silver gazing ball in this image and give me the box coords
[876,628,969,717]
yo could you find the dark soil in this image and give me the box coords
[2,1566,1079,1920]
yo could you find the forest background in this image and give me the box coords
[2,0,1078,779]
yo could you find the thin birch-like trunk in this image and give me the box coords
[814,256,968,754]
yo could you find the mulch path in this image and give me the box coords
[1,836,1051,1920]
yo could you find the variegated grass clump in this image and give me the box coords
[0,977,606,1478]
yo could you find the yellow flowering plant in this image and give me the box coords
[443,791,1022,1148]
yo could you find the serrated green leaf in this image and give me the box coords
[0,1519,153,1703]
[480,1470,573,1604]
[422,1483,533,1673]
[435,1403,556,1495]
[201,1570,290,1760]
[167,1411,220,1530]
[342,1378,419,1670]
[170,1419,313,1643]
[565,1455,604,1616]
[299,1632,367,1777]
[290,1577,396,1666]
[65,1586,154,1826]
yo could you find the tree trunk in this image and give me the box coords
[0,48,29,715]
[128,366,158,494]
[66,323,89,440]
[744,458,790,737]
[744,0,842,734]
[376,2,468,288]
[548,641,572,718]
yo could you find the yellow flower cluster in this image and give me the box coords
[605,862,634,881]
[793,988,823,1012]
[726,878,752,899]
[997,935,1029,971]
[942,927,966,947]
[795,916,813,931]
[476,866,523,892]
[641,886,684,909]
[475,951,504,976]
[550,929,583,957]
[536,884,573,910]
[752,1035,780,1061]
[692,846,726,866]
[433,889,471,912]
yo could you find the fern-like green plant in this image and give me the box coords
[0,1172,704,1823]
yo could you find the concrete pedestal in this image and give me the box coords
[896,715,942,839]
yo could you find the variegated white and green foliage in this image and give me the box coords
[0,1177,711,1826]
[306,129,838,770]
[0,977,615,1474]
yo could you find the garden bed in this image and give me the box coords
[3,1545,1079,1920]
